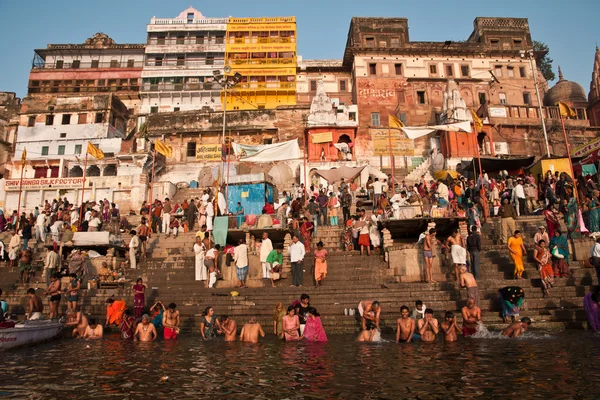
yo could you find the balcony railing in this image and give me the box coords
[144,59,224,67]
[32,61,143,69]
[227,37,296,44]
[147,38,225,46]
[29,85,140,94]
[150,17,228,25]
[227,57,296,66]
[141,82,222,92]
[483,103,589,122]
[235,82,296,90]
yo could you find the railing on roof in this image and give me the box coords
[32,61,144,69]
[484,104,588,122]
[150,17,228,25]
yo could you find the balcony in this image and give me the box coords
[149,17,228,25]
[227,57,297,67]
[140,82,222,92]
[32,60,143,69]
[235,82,296,90]
[144,59,224,67]
[146,38,225,46]
[479,103,590,126]
[28,85,140,95]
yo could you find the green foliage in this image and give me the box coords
[533,41,556,82]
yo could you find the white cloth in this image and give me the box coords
[208,271,217,288]
[85,211,92,222]
[451,244,467,265]
[29,312,42,320]
[217,192,227,215]
[591,243,600,258]
[194,243,207,281]
[35,214,46,227]
[88,217,101,229]
[234,244,248,268]
[70,210,80,224]
[0,241,4,260]
[436,183,449,201]
[162,213,171,235]
[45,250,59,271]
[260,238,273,263]
[206,203,214,231]
[369,215,381,247]
[129,235,140,269]
[289,241,305,262]
[262,262,271,279]
[513,184,526,200]
[371,181,384,195]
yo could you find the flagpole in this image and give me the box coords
[559,114,577,200]
[388,127,395,190]
[226,135,231,211]
[16,162,25,226]
[78,152,89,228]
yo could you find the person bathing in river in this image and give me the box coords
[65,309,88,338]
[501,317,532,338]
[461,298,482,337]
[358,300,381,331]
[441,311,462,342]
[417,308,439,342]
[239,316,265,343]
[219,315,237,342]
[134,314,157,342]
[357,322,381,342]
[83,318,104,340]
[162,302,180,340]
[395,305,416,343]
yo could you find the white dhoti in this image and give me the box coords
[162,213,171,235]
[208,271,217,288]
[262,262,271,279]
[129,248,137,269]
[451,244,467,265]
[369,227,380,247]
[195,254,207,281]
[207,215,214,231]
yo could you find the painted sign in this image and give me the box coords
[358,89,396,99]
[195,144,222,162]
[370,129,414,156]
[5,177,86,191]
[311,132,333,144]
[227,23,296,32]
[488,107,508,118]
[226,43,295,52]
[573,136,600,157]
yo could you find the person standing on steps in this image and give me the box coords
[260,232,273,280]
[267,246,283,288]
[355,209,371,256]
[45,273,62,320]
[136,218,150,261]
[499,198,518,244]
[26,288,43,320]
[423,228,437,283]
[341,188,352,223]
[317,190,329,227]
[459,266,479,307]
[194,236,207,283]
[447,229,466,282]
[128,230,140,270]
[313,241,328,287]
[233,239,249,288]
[162,197,172,237]
[186,199,198,231]
[466,226,481,279]
[289,235,306,287]
[508,230,526,279]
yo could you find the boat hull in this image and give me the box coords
[0,320,64,351]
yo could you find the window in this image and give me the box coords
[429,64,437,75]
[513,39,522,49]
[110,60,119,68]
[91,59,99,68]
[95,112,103,123]
[490,39,499,49]
[478,92,487,105]
[187,12,194,24]
[187,142,197,157]
[74,144,82,155]
[417,91,426,104]
[127,59,135,68]
[215,35,224,44]
[523,92,531,105]
[445,64,454,77]
[494,65,502,78]
[41,146,49,156]
[150,106,158,114]
[310,80,317,91]
[45,115,54,125]
[157,35,166,45]
[339,80,347,92]
[59,133,66,138]
[390,37,400,47]
[507,67,514,78]
[62,114,71,125]
[263,138,273,145]
[27,116,36,127]
[174,107,180,112]
[369,63,376,75]
[55,60,63,69]
[72,60,80,69]
[177,56,185,66]
[365,37,375,48]
[154,56,163,66]
[78,113,87,124]
[196,35,204,44]
[57,145,65,155]
[499,93,507,104]
[349,112,356,121]
[371,112,380,126]
[519,66,527,78]
[205,55,214,65]
[394,63,403,75]
[176,35,185,45]
[461,65,470,77]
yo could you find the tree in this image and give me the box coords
[533,41,556,82]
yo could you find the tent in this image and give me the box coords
[461,156,536,175]
[313,166,365,184]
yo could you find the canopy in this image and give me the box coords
[401,121,471,140]
[313,166,365,184]
[232,139,300,162]
[462,156,536,174]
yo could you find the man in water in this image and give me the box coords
[459,266,480,307]
[357,322,381,342]
[134,314,157,342]
[239,316,265,343]
[358,300,381,330]
[461,298,482,337]
[417,308,438,342]
[502,317,532,338]
[83,318,104,340]
[65,309,89,338]
[162,303,180,340]
[395,305,416,343]
[219,315,237,342]
[441,311,461,342]
[26,288,44,320]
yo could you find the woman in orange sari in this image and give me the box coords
[313,241,328,286]
[533,239,554,297]
[105,298,127,326]
[507,230,526,279]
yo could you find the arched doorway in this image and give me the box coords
[336,134,353,161]
[69,166,84,177]
[103,164,117,176]
[87,165,101,177]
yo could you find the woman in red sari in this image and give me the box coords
[533,239,554,297]
[300,217,314,252]
[543,204,560,238]
[132,278,146,320]
[120,309,135,340]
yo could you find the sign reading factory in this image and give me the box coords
[5,177,86,191]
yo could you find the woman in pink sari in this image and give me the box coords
[282,306,302,341]
[302,307,327,342]
[543,204,560,238]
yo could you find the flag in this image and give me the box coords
[389,114,404,129]
[86,142,104,159]
[154,139,173,158]
[470,110,483,132]
[558,102,576,118]
[21,147,26,165]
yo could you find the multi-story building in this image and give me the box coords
[224,17,297,110]
[27,33,145,113]
[140,7,228,114]
[0,92,20,180]
[589,46,600,126]
[296,58,353,107]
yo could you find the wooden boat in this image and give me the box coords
[0,320,63,351]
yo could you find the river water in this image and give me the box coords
[1,331,599,399]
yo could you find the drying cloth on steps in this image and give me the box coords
[213,216,229,247]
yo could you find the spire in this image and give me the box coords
[558,65,564,81]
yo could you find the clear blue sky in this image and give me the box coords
[0,0,598,98]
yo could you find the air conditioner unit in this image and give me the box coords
[494,142,510,155]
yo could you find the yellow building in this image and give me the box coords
[224,17,297,110]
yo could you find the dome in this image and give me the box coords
[544,66,588,107]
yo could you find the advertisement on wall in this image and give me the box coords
[370,129,414,156]
[5,177,86,192]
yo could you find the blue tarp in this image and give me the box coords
[227,182,274,216]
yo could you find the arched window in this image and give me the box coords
[69,166,84,177]
[103,164,117,176]
[87,165,101,177]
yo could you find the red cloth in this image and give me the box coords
[358,234,370,247]
[164,327,178,340]
[462,325,477,337]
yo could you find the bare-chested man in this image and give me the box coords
[441,311,461,342]
[134,314,157,342]
[65,309,89,338]
[83,318,104,340]
[357,322,381,342]
[358,300,381,330]
[459,266,479,307]
[502,317,531,338]
[45,273,62,320]
[26,288,43,320]
[239,316,265,343]
[423,228,437,283]
[417,308,439,342]
[219,315,237,342]
[446,230,466,282]
[162,303,180,340]
[461,298,482,337]
[395,305,416,343]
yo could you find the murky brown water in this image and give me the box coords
[1,331,599,399]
